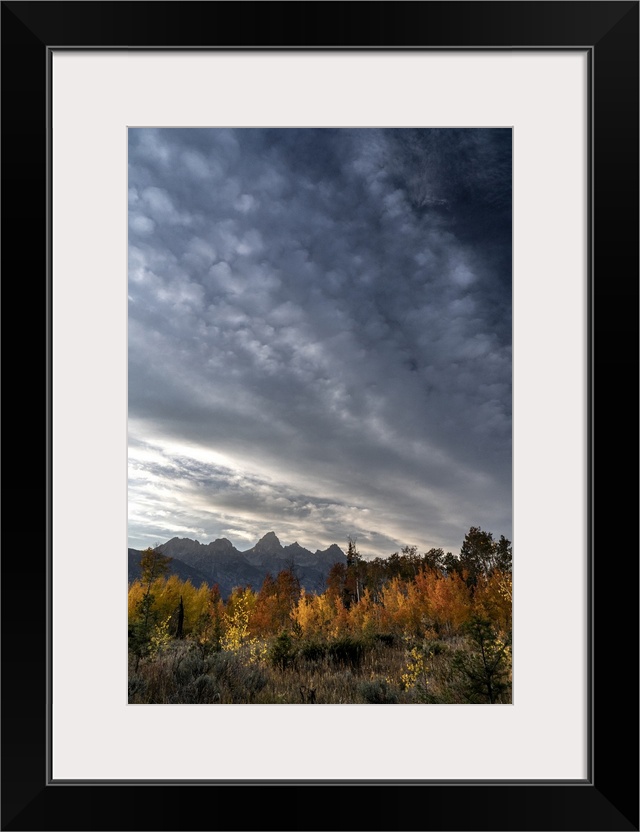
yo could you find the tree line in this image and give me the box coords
[128,526,512,704]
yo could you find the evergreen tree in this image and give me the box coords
[494,535,513,573]
[459,526,495,582]
[453,615,511,703]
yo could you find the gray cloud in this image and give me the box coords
[128,128,512,557]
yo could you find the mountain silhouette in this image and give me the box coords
[128,532,346,597]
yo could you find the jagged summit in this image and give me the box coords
[251,531,282,552]
[263,531,280,542]
[245,531,284,559]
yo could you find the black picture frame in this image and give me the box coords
[2,2,638,830]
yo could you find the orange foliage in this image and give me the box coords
[472,570,512,634]
[429,571,472,633]
[252,570,301,636]
[379,577,412,635]
[128,540,509,653]
[346,588,381,637]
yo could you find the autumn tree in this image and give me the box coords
[326,562,347,604]
[194,583,225,656]
[402,570,434,638]
[347,587,381,638]
[429,571,472,634]
[379,577,411,636]
[253,569,301,635]
[208,584,225,652]
[252,573,278,636]
[128,546,172,669]
[147,575,209,639]
[473,570,512,635]
[274,568,301,621]
[292,589,341,639]
[223,586,257,651]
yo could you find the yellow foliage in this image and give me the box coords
[346,588,381,638]
[292,590,342,638]
[127,553,510,666]
[473,570,512,634]
[129,576,222,640]
[401,646,430,692]
[379,577,411,635]
[149,615,172,658]
[223,587,257,651]
[128,581,145,621]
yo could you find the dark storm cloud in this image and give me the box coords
[128,128,512,557]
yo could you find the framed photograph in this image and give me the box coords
[3,1,637,830]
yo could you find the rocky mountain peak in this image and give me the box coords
[252,531,283,554]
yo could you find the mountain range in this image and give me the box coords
[128,531,346,597]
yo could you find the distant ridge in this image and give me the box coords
[128,532,346,597]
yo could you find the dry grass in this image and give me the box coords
[128,630,510,705]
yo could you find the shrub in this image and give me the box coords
[299,640,327,663]
[167,673,219,704]
[328,636,365,668]
[358,679,398,704]
[128,674,147,701]
[207,651,268,701]
[173,650,206,685]
[374,633,396,647]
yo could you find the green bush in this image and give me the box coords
[267,631,295,671]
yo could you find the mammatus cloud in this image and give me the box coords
[128,128,512,558]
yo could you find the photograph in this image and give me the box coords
[127,127,513,705]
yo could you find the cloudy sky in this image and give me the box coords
[128,128,512,558]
